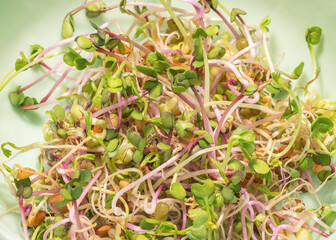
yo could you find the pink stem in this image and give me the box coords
[18,60,64,92]
[278,214,329,238]
[181,202,187,230]
[125,222,156,232]
[92,91,149,118]
[176,93,197,109]
[76,170,102,205]
[229,41,262,63]
[212,7,240,39]
[40,67,72,103]
[19,195,29,240]
[40,62,77,81]
[32,188,63,196]
[149,103,160,117]
[116,92,122,131]
[43,218,71,240]
[107,32,150,54]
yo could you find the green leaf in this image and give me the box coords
[318,169,332,182]
[204,25,220,37]
[305,26,322,45]
[71,186,83,200]
[230,8,246,23]
[186,225,207,240]
[311,117,334,138]
[191,179,216,206]
[228,159,243,171]
[140,219,160,230]
[15,52,28,71]
[230,170,245,185]
[126,130,142,147]
[324,211,336,226]
[60,189,73,201]
[282,98,299,120]
[208,45,226,59]
[8,86,25,106]
[76,36,93,50]
[79,170,92,182]
[22,186,33,199]
[192,28,208,39]
[161,112,174,129]
[131,110,143,120]
[104,56,117,71]
[208,157,226,180]
[194,130,214,144]
[265,84,280,94]
[136,65,158,77]
[63,47,81,66]
[312,151,331,166]
[51,105,65,122]
[292,62,304,79]
[249,158,270,175]
[193,37,203,61]
[156,142,170,151]
[300,155,314,170]
[189,209,208,228]
[170,182,186,200]
[243,84,259,96]
[222,186,237,203]
[61,20,74,38]
[133,150,144,163]
[149,82,163,99]
[260,15,271,32]
[192,60,204,68]
[30,44,44,56]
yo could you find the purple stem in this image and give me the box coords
[181,202,187,230]
[116,92,123,131]
[213,94,245,142]
[23,204,32,217]
[227,214,236,239]
[19,195,29,240]
[43,218,71,240]
[18,60,64,92]
[176,93,197,109]
[212,7,240,39]
[76,170,102,205]
[92,91,149,118]
[330,163,335,173]
[149,103,160,117]
[40,62,77,81]
[32,188,63,196]
[40,67,72,103]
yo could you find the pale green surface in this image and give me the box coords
[0,0,336,239]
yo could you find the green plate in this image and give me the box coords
[0,0,336,239]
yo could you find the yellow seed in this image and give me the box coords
[119,180,132,194]
[14,167,35,179]
[296,228,313,240]
[96,225,113,237]
[27,211,46,228]
[262,96,270,103]
[312,164,326,173]
[109,114,118,129]
[255,148,266,157]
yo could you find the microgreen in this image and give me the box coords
[168,67,201,93]
[170,182,186,201]
[230,8,246,23]
[292,62,305,79]
[282,98,299,120]
[243,84,258,96]
[57,170,92,207]
[15,52,28,71]
[15,178,32,199]
[85,0,106,18]
[260,15,271,32]
[8,86,25,106]
[305,26,322,75]
[61,19,74,39]
[208,45,226,59]
[191,179,216,207]
[311,116,334,138]
[146,51,171,74]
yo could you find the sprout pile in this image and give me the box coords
[1,0,336,240]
